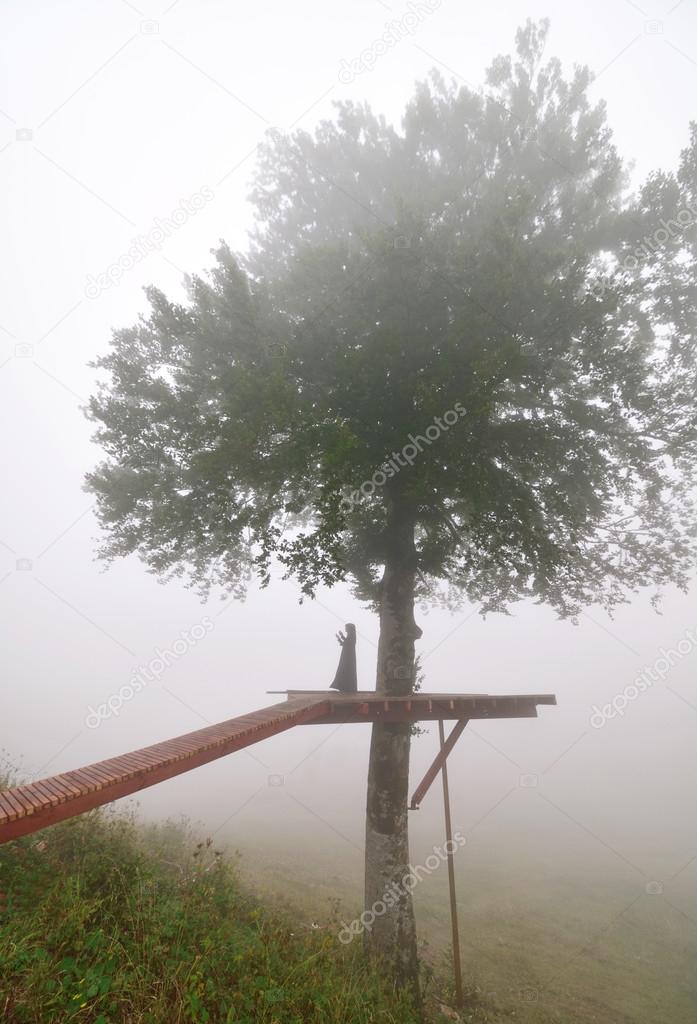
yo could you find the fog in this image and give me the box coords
[2,0,697,969]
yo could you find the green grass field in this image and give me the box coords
[231,828,697,1024]
[0,808,419,1024]
[1,797,695,1023]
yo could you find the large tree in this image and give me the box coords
[87,21,697,998]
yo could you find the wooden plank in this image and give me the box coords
[309,693,555,724]
[15,786,45,812]
[1,790,25,819]
[0,692,554,843]
[5,787,40,815]
[46,774,83,800]
[410,719,469,810]
[68,769,103,791]
[0,792,21,820]
[32,781,62,806]
[0,698,331,842]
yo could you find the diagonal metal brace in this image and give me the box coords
[409,718,468,810]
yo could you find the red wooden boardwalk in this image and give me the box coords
[0,691,555,843]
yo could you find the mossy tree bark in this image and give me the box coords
[364,499,422,1001]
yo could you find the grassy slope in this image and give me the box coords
[231,832,697,1024]
[0,809,420,1024]
[2,803,695,1024]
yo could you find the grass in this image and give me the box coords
[229,827,697,1024]
[0,805,420,1023]
[2,798,695,1024]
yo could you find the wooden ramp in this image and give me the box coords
[0,691,555,844]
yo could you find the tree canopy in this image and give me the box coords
[87,20,697,619]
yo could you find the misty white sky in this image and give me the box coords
[2,0,697,909]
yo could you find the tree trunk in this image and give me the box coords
[364,501,422,1001]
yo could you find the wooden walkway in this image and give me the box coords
[0,691,555,843]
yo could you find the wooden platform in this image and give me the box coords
[0,691,555,844]
[274,691,556,723]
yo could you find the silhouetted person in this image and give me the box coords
[330,623,357,693]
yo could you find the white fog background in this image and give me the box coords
[2,0,697,933]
